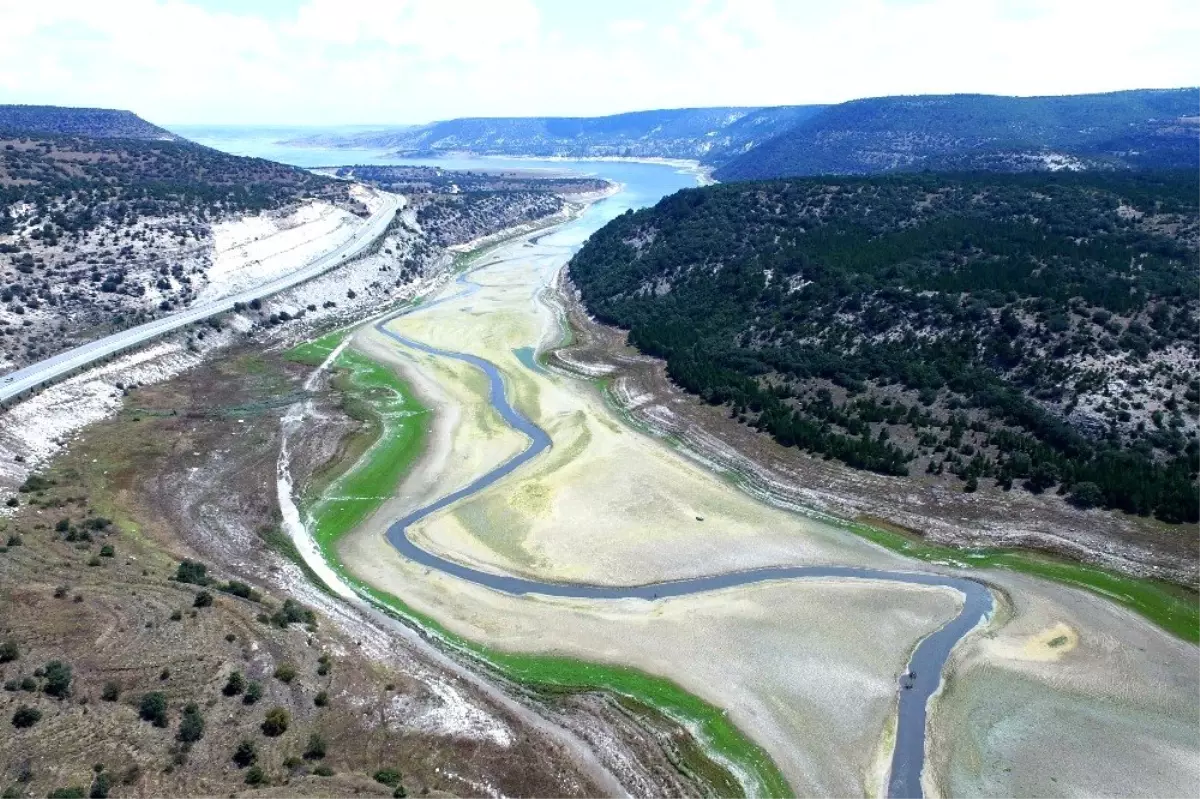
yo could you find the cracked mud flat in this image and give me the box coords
[333,166,1199,797]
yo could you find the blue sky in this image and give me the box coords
[1,0,1196,125]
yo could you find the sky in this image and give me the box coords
[0,0,1197,126]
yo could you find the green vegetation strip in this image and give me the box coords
[295,341,427,548]
[843,519,1199,644]
[286,333,786,798]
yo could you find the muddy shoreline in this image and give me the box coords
[547,271,1198,588]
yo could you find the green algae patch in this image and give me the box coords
[287,330,349,367]
[300,344,428,548]
[845,518,1199,645]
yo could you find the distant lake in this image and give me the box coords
[172,125,700,240]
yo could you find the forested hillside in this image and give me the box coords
[569,172,1199,523]
[715,88,1199,180]
[0,104,181,141]
[287,105,828,163]
[1,132,346,229]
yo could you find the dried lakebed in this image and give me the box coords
[373,292,994,798]
[288,158,1197,799]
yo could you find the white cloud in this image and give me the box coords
[0,0,1195,125]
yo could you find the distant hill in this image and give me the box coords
[0,104,183,141]
[714,89,1200,180]
[568,171,1199,523]
[287,106,829,163]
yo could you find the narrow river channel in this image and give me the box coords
[367,159,996,798]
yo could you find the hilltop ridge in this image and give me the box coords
[0,104,182,141]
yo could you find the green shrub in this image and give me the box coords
[270,599,315,628]
[174,560,209,586]
[42,660,72,699]
[220,581,260,601]
[303,733,326,760]
[232,740,257,768]
[0,640,18,663]
[192,591,213,609]
[222,671,246,697]
[46,788,84,799]
[177,703,204,743]
[313,691,328,708]
[272,664,296,684]
[242,681,263,705]
[100,682,120,702]
[373,769,402,787]
[98,545,114,558]
[88,773,110,799]
[11,706,41,728]
[261,707,289,737]
[138,692,168,727]
[244,765,265,786]
[313,765,334,777]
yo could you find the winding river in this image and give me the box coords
[371,255,994,798]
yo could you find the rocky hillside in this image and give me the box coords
[714,88,1200,180]
[0,130,358,371]
[569,171,1199,524]
[0,105,181,141]
[288,106,828,163]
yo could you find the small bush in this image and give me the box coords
[11,706,41,728]
[313,765,335,777]
[220,581,260,601]
[243,682,263,705]
[18,474,52,493]
[177,703,204,743]
[98,545,115,558]
[4,498,17,508]
[46,788,84,799]
[192,590,213,609]
[313,691,328,708]
[174,560,209,586]
[261,707,289,737]
[223,671,246,697]
[373,769,402,787]
[272,664,296,684]
[169,609,183,621]
[42,660,72,699]
[0,639,18,663]
[232,740,257,768]
[303,733,326,760]
[88,773,110,799]
[139,692,168,727]
[270,599,315,629]
[5,535,21,547]
[244,765,265,786]
[100,682,120,702]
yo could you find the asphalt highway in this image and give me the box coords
[0,194,400,405]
